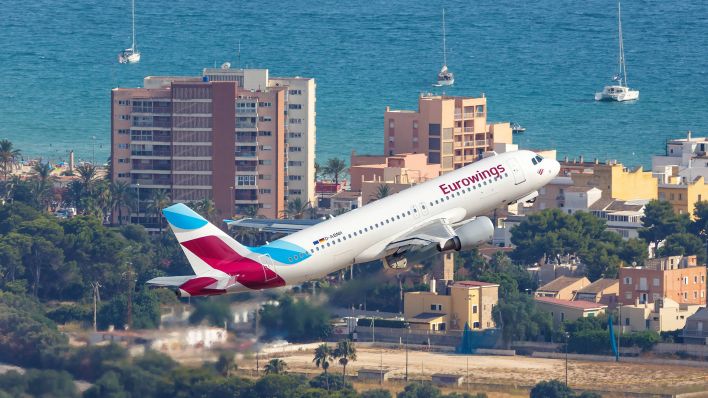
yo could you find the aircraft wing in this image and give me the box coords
[224,218,323,234]
[385,218,456,252]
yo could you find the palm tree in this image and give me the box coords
[0,139,21,181]
[314,161,322,182]
[110,181,134,225]
[194,198,217,224]
[31,161,56,211]
[263,358,287,375]
[283,198,310,219]
[313,343,333,375]
[95,180,112,222]
[75,163,98,195]
[324,157,347,185]
[146,189,171,233]
[333,339,357,380]
[372,184,390,201]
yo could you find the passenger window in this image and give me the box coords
[327,242,331,247]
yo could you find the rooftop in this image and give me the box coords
[535,296,607,310]
[537,276,588,293]
[576,278,619,295]
[409,312,446,320]
[453,281,499,288]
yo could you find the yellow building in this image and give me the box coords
[534,296,607,325]
[658,176,708,217]
[403,281,499,331]
[620,298,701,333]
[560,160,658,201]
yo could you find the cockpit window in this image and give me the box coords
[532,158,538,165]
[532,155,543,165]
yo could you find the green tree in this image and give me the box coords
[313,343,333,375]
[284,197,310,219]
[530,380,574,398]
[619,238,648,266]
[250,374,307,398]
[0,139,21,181]
[333,339,357,379]
[361,389,393,398]
[639,200,688,252]
[260,295,332,341]
[214,352,237,377]
[493,293,553,347]
[510,209,585,265]
[264,358,288,375]
[146,189,171,233]
[324,157,347,184]
[189,296,232,327]
[373,184,390,201]
[397,382,442,398]
[110,181,135,225]
[657,233,707,264]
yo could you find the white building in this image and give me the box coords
[652,131,708,184]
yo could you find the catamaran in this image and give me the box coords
[436,9,454,86]
[118,0,141,64]
[595,0,638,102]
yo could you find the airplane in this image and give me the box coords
[147,150,559,297]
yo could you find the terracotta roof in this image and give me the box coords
[537,276,587,293]
[535,296,607,310]
[453,281,499,288]
[576,278,619,295]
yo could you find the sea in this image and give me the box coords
[1,0,707,167]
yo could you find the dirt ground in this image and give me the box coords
[244,347,708,396]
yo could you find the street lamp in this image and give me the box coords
[565,332,570,387]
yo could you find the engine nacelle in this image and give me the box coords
[438,216,494,252]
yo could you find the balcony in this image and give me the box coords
[463,127,475,133]
[453,141,463,148]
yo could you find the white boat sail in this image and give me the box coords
[436,9,454,86]
[595,0,638,102]
[118,0,141,64]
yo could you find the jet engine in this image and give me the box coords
[437,216,494,252]
[383,216,494,270]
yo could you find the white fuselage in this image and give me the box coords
[229,150,558,292]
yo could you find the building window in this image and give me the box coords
[118,129,130,135]
[259,116,272,122]
[258,131,272,136]
[653,278,660,287]
[472,305,478,314]
[684,277,689,285]
[623,277,632,285]
[625,292,632,299]
[237,175,256,186]
[288,89,302,95]
[259,159,272,165]
[258,102,272,107]
[288,175,302,181]
[289,146,302,152]
[258,189,271,194]
[289,118,302,124]
[430,304,442,311]
[288,161,303,166]
[117,143,129,149]
[118,158,128,163]
[288,132,302,138]
[684,292,688,299]
[288,104,302,110]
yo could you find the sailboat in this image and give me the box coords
[436,9,454,86]
[595,0,638,102]
[118,0,141,64]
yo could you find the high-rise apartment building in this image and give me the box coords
[111,67,315,229]
[384,94,512,173]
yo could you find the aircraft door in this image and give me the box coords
[507,158,526,185]
[256,254,279,282]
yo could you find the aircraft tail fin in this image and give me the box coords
[162,203,251,276]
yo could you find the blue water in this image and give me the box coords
[1,0,707,167]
